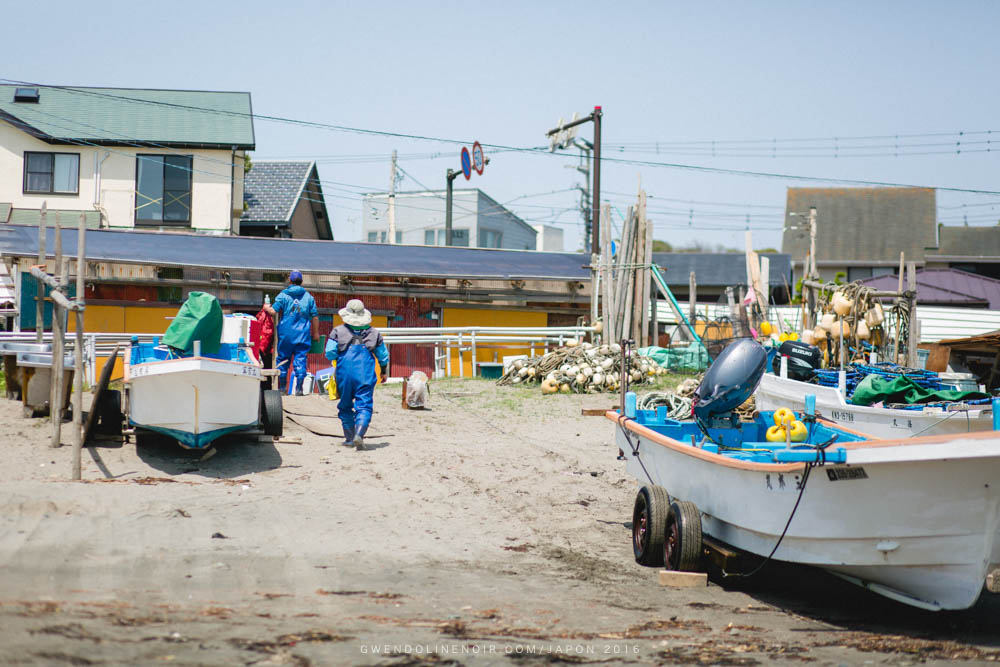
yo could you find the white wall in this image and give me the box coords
[0,122,241,233]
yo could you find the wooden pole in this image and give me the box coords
[72,213,86,480]
[638,190,651,348]
[600,204,614,343]
[688,271,697,338]
[892,251,905,364]
[759,256,770,322]
[642,207,653,347]
[36,203,47,343]
[50,218,64,448]
[611,205,634,341]
[906,261,918,368]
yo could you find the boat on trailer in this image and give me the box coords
[755,371,994,439]
[125,335,283,449]
[612,339,1000,610]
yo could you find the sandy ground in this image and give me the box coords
[1,376,999,666]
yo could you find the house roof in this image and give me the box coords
[860,268,1000,308]
[652,252,793,287]
[0,85,254,149]
[241,161,331,238]
[926,226,1000,259]
[782,187,937,264]
[0,224,588,281]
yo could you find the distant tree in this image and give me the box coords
[652,239,673,252]
[755,247,778,254]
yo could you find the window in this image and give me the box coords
[425,230,436,245]
[437,229,469,246]
[395,231,402,244]
[368,232,378,242]
[24,152,79,194]
[380,231,387,243]
[847,267,872,282]
[136,155,192,224]
[480,229,502,249]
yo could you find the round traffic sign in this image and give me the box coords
[460,147,472,180]
[472,141,485,175]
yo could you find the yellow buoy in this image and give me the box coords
[788,420,808,442]
[760,321,773,336]
[773,407,795,426]
[766,425,787,442]
[789,332,799,341]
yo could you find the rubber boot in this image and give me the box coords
[342,427,355,446]
[353,424,368,451]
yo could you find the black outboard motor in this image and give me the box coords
[693,339,768,423]
[771,340,823,381]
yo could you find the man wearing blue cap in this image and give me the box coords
[264,270,318,395]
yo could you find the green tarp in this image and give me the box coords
[639,344,710,372]
[850,374,988,406]
[162,292,223,354]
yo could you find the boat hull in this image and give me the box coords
[756,373,992,439]
[613,416,1000,610]
[126,357,262,449]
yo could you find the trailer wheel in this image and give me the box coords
[96,389,123,435]
[665,500,703,572]
[632,485,669,566]
[262,389,283,437]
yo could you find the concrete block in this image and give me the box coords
[658,570,708,588]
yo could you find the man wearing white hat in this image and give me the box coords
[324,299,389,450]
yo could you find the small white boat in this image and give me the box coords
[614,340,1000,610]
[756,372,993,439]
[125,337,282,449]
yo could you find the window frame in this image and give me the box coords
[134,154,193,226]
[23,151,80,195]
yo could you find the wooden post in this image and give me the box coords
[642,208,653,347]
[72,213,86,480]
[759,256,770,322]
[36,203,47,343]
[611,205,633,341]
[688,271,697,337]
[50,218,64,448]
[906,261,918,368]
[600,205,614,343]
[638,190,651,348]
[891,252,905,364]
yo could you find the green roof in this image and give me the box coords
[0,85,254,149]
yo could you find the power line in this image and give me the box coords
[9,79,1000,196]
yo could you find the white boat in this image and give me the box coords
[614,340,1000,610]
[125,337,281,449]
[756,372,993,439]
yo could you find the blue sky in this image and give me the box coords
[6,1,999,252]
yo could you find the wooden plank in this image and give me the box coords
[658,570,708,587]
[638,190,651,348]
[83,343,120,445]
[600,204,614,342]
[580,407,614,416]
[922,344,951,373]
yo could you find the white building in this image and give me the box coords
[363,188,537,250]
[0,85,254,234]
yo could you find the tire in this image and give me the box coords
[664,500,704,572]
[96,389,123,435]
[632,485,670,566]
[262,389,283,437]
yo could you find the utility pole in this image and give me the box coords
[806,206,818,329]
[546,106,602,255]
[387,150,397,244]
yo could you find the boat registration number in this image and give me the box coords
[826,467,868,482]
[239,366,261,378]
[830,410,854,422]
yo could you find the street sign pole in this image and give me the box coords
[445,168,461,247]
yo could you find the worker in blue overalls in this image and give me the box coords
[263,270,318,395]
[325,299,389,451]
